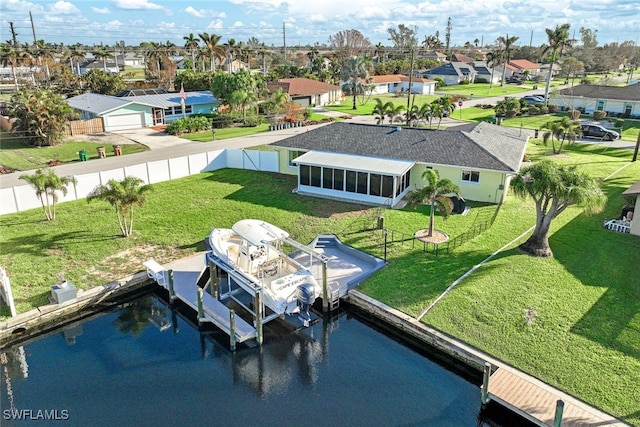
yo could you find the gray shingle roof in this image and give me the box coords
[269,122,528,173]
[558,84,640,101]
[67,91,217,114]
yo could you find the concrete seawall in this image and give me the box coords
[0,272,153,348]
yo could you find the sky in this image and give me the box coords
[1,0,639,49]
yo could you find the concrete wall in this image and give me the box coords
[1,149,279,216]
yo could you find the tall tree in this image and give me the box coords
[485,50,503,88]
[68,43,85,76]
[340,56,370,110]
[511,160,606,257]
[9,88,75,146]
[328,29,372,67]
[82,69,126,95]
[444,17,452,54]
[183,33,200,72]
[496,34,519,86]
[87,177,151,238]
[20,168,77,221]
[387,24,418,51]
[198,32,226,72]
[92,45,113,72]
[372,98,393,124]
[408,169,461,237]
[541,24,574,105]
[541,117,581,154]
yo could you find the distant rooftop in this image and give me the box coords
[115,88,169,97]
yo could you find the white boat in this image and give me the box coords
[206,220,322,324]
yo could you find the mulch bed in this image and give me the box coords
[414,229,450,244]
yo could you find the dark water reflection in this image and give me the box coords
[1,294,523,426]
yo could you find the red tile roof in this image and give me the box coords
[267,78,341,95]
[509,59,539,70]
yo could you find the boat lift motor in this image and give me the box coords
[296,283,316,326]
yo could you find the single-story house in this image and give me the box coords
[267,78,342,107]
[509,59,540,78]
[622,180,639,236]
[268,121,528,206]
[552,84,640,116]
[119,52,145,68]
[79,59,121,74]
[471,61,502,84]
[421,62,477,85]
[450,53,476,64]
[367,74,437,95]
[66,90,218,131]
[419,51,447,63]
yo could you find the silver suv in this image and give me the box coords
[580,124,620,141]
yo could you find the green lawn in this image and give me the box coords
[325,93,439,116]
[0,132,148,171]
[1,139,639,424]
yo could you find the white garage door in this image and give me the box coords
[104,113,144,131]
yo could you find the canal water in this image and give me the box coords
[1,293,524,426]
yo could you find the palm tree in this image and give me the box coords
[87,176,151,237]
[340,56,370,110]
[431,96,455,128]
[32,40,54,81]
[541,24,574,105]
[385,104,405,124]
[511,160,606,257]
[542,117,581,154]
[485,50,502,88]
[418,102,434,128]
[183,33,200,72]
[68,43,85,76]
[198,32,225,72]
[20,168,77,221]
[496,34,519,86]
[92,45,113,72]
[408,169,461,237]
[372,98,393,124]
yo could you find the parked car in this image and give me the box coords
[522,95,545,104]
[580,124,620,141]
[506,77,522,84]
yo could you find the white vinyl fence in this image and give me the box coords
[1,149,279,216]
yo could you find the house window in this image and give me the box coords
[299,165,310,186]
[462,170,480,183]
[346,171,357,193]
[323,168,333,189]
[596,100,605,111]
[288,150,303,166]
[310,166,321,187]
[381,176,394,198]
[356,172,368,194]
[624,103,632,116]
[333,169,345,191]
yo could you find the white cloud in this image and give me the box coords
[112,0,165,11]
[184,6,226,19]
[231,21,244,29]
[49,1,81,14]
[206,19,224,30]
[92,7,110,14]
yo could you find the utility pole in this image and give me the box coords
[406,48,415,126]
[29,11,37,44]
[529,30,533,48]
[283,22,287,63]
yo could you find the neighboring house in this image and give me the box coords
[268,122,528,206]
[368,74,437,95]
[420,51,447,63]
[471,61,502,84]
[221,58,249,73]
[622,180,639,236]
[552,84,640,116]
[421,62,477,85]
[450,53,476,64]
[509,59,540,78]
[79,59,120,74]
[67,90,218,131]
[119,53,145,68]
[267,78,342,107]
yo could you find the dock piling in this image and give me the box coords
[255,291,263,346]
[229,310,236,351]
[481,362,491,405]
[209,261,218,298]
[197,288,204,324]
[168,269,176,302]
[553,400,564,427]
[322,261,329,313]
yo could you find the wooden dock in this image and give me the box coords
[147,254,257,345]
[487,366,629,426]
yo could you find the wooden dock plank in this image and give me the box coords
[488,367,628,427]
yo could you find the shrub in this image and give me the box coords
[614,118,624,128]
[547,104,558,113]
[569,109,581,120]
[166,116,211,135]
[527,106,541,115]
[211,114,234,129]
[593,110,607,120]
[539,106,549,114]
